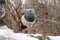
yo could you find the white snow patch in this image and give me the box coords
[0,25,14,35]
[0,25,38,40]
[15,33,38,40]
[48,36,60,40]
[27,34,42,37]
[0,25,60,40]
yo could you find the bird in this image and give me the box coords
[21,9,37,34]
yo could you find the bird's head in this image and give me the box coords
[24,9,37,22]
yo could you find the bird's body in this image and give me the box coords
[21,15,36,27]
[21,9,37,33]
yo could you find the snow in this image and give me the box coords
[0,25,14,35]
[48,36,60,40]
[0,25,60,40]
[15,33,38,40]
[0,25,38,40]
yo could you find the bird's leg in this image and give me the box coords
[28,27,32,34]
[27,25,32,36]
[43,35,46,40]
[27,26,32,36]
[42,33,46,40]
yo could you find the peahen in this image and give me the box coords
[21,9,37,34]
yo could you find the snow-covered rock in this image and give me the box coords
[48,36,60,40]
[0,25,60,40]
[0,25,16,40]
[14,33,39,40]
[0,25,39,40]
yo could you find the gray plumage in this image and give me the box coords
[25,9,36,22]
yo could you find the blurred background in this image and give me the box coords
[0,0,60,36]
